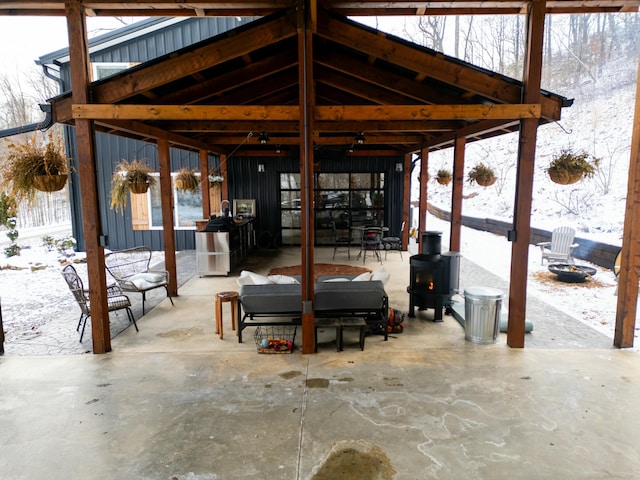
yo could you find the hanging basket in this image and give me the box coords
[32,174,68,192]
[436,176,452,186]
[475,176,496,187]
[548,169,583,185]
[129,180,150,194]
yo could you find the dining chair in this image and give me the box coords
[381,221,405,260]
[330,221,352,260]
[361,226,383,264]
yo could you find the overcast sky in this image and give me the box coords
[0,16,138,79]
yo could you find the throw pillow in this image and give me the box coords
[236,270,254,286]
[352,271,372,282]
[268,275,300,284]
[247,271,273,285]
[371,267,391,285]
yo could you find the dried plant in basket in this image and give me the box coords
[547,149,599,185]
[0,131,70,203]
[175,167,200,192]
[467,163,496,187]
[436,168,452,185]
[110,158,156,213]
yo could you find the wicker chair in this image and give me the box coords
[61,265,137,342]
[105,246,174,314]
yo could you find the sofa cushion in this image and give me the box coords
[370,267,391,285]
[237,270,273,287]
[267,274,300,284]
[352,271,372,281]
[315,280,386,312]
[240,284,302,314]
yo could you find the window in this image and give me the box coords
[279,172,385,246]
[91,62,138,81]
[147,173,203,229]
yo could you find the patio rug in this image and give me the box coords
[268,263,371,280]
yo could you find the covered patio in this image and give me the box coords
[2,243,638,478]
[2,1,640,356]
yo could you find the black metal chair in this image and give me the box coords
[61,265,138,342]
[330,220,352,260]
[381,221,405,260]
[361,226,383,264]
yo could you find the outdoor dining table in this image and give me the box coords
[351,225,389,262]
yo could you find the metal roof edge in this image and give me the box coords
[36,17,188,66]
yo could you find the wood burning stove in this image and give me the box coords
[407,231,461,321]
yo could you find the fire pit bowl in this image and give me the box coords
[548,263,597,283]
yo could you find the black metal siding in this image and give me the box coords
[228,153,404,249]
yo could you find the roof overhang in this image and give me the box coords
[47,8,572,155]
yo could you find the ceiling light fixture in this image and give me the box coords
[258,132,269,144]
[275,144,281,154]
[347,144,354,153]
[354,132,366,144]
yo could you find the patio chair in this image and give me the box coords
[331,220,352,260]
[61,265,137,342]
[105,246,174,314]
[360,226,383,264]
[536,226,579,265]
[381,221,405,260]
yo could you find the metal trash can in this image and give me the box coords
[464,286,504,344]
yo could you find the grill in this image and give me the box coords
[407,231,461,321]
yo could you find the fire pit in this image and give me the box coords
[548,263,597,283]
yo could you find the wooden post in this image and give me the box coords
[200,148,211,218]
[507,0,546,348]
[614,53,640,347]
[158,137,178,297]
[65,1,110,353]
[298,0,316,354]
[401,152,411,250]
[450,135,465,252]
[418,145,429,247]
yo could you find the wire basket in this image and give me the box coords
[254,325,297,354]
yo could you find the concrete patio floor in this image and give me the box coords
[1,245,639,479]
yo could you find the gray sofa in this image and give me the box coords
[238,275,388,343]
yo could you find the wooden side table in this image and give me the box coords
[340,317,367,351]
[215,291,239,340]
[315,318,342,352]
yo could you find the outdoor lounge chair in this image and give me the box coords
[536,226,579,265]
[61,264,137,342]
[105,246,174,314]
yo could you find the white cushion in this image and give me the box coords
[352,271,372,282]
[371,267,391,285]
[323,278,350,282]
[237,270,273,286]
[267,275,300,285]
[236,270,254,287]
[129,272,165,290]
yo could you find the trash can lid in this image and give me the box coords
[464,286,504,300]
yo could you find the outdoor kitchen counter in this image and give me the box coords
[196,217,255,276]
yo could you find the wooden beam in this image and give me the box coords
[317,104,542,121]
[157,137,178,297]
[450,135,465,252]
[614,51,640,347]
[316,11,562,119]
[65,1,111,354]
[508,0,546,349]
[402,152,411,250]
[299,0,316,355]
[199,149,210,218]
[72,105,301,121]
[418,145,428,241]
